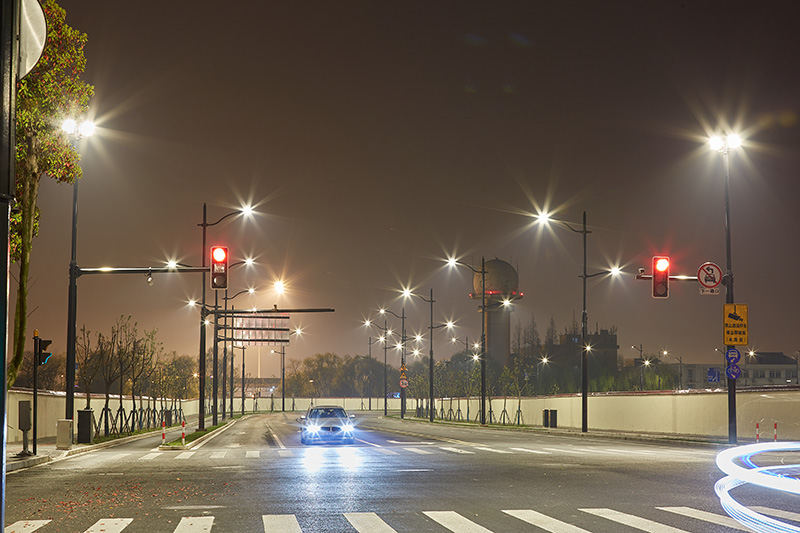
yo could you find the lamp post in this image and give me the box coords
[222,281,255,419]
[447,257,487,425]
[662,350,683,390]
[270,328,300,412]
[710,132,742,444]
[63,119,94,426]
[197,204,252,429]
[379,307,407,417]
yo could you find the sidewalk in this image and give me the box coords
[5,414,215,473]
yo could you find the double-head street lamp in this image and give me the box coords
[379,307,407,417]
[198,204,252,429]
[364,319,395,416]
[63,118,94,423]
[402,287,453,422]
[710,132,742,444]
[446,257,488,425]
[533,211,620,433]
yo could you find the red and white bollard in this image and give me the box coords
[756,422,760,443]
[161,419,166,445]
[774,422,778,442]
[181,419,186,446]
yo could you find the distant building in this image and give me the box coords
[470,258,523,367]
[673,351,798,389]
[557,328,619,374]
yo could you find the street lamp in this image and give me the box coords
[365,320,395,416]
[710,132,742,444]
[271,327,301,412]
[402,288,454,422]
[533,212,620,433]
[379,307,407,417]
[198,204,252,429]
[447,257,488,425]
[63,118,94,426]
[662,350,683,390]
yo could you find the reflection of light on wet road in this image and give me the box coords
[715,442,800,532]
[301,447,362,473]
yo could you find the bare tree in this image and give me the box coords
[76,326,102,408]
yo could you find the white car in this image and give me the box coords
[298,405,355,445]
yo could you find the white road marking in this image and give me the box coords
[139,452,162,461]
[388,440,436,444]
[474,446,512,454]
[262,514,303,532]
[510,448,550,454]
[581,508,688,532]
[657,506,752,531]
[440,446,475,454]
[345,512,398,532]
[84,518,134,533]
[246,450,260,458]
[172,516,214,532]
[175,452,195,459]
[404,447,433,455]
[4,520,51,533]
[210,451,227,459]
[376,448,399,455]
[752,506,800,522]
[423,511,494,532]
[278,450,294,457]
[504,509,591,532]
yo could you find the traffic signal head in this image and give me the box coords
[36,338,53,365]
[210,246,228,289]
[652,256,670,298]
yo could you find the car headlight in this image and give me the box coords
[343,423,354,432]
[308,424,320,433]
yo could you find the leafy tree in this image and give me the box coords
[9,0,94,386]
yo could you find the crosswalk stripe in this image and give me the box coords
[210,451,227,459]
[510,448,549,454]
[278,450,294,457]
[404,447,433,455]
[474,446,512,454]
[504,509,591,532]
[751,506,800,522]
[4,520,51,533]
[176,452,195,459]
[262,514,302,532]
[84,518,134,533]
[423,511,494,532]
[108,453,131,460]
[580,508,688,532]
[440,446,475,454]
[376,448,398,455]
[657,506,751,531]
[173,516,214,532]
[344,512,397,532]
[139,452,162,461]
[543,448,585,454]
[246,450,260,458]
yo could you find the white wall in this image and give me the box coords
[8,389,799,445]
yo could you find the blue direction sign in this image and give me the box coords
[726,364,741,380]
[707,368,720,383]
[725,348,741,365]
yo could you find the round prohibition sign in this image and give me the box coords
[698,262,723,289]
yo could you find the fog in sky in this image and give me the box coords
[19,1,800,378]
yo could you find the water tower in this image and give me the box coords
[470,258,523,367]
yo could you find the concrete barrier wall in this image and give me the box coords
[8,389,799,445]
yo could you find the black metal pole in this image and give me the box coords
[281,346,285,412]
[221,293,227,420]
[241,346,245,415]
[212,291,219,426]
[383,320,388,416]
[199,203,207,430]
[480,256,486,425]
[400,307,406,418]
[32,334,38,455]
[65,177,78,424]
[581,211,588,433]
[429,288,434,423]
[723,147,737,445]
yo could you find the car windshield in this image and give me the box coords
[309,408,346,419]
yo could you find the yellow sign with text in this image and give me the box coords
[723,303,748,346]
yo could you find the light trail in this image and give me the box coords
[715,442,800,532]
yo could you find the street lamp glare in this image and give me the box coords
[728,134,742,148]
[78,121,95,137]
[415,334,423,342]
[610,266,621,276]
[188,299,196,307]
[364,319,371,327]
[61,118,76,134]
[167,260,178,269]
[709,135,724,151]
[446,321,454,329]
[274,280,285,294]
[446,257,457,268]
[241,205,254,217]
[402,288,412,299]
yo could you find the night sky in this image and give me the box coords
[19,1,800,379]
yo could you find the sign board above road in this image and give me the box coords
[723,303,749,346]
[233,313,290,345]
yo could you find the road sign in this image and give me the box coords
[698,262,722,295]
[399,378,409,389]
[726,364,741,380]
[725,348,741,365]
[707,368,720,383]
[723,303,749,346]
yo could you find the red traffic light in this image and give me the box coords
[210,246,228,290]
[652,255,669,298]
